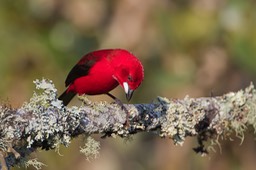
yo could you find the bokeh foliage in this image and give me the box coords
[1,0,256,170]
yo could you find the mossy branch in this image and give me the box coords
[1,79,256,169]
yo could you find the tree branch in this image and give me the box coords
[1,79,256,169]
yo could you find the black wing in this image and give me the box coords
[65,58,97,87]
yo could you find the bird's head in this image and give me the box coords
[112,51,144,101]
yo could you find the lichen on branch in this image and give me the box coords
[0,79,256,169]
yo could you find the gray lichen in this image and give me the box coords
[80,136,100,161]
[160,96,206,145]
[1,79,256,169]
[25,158,46,170]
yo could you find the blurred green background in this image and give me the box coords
[1,0,256,170]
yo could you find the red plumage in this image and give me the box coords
[59,49,144,105]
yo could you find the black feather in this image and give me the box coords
[59,53,101,105]
[65,57,97,87]
[58,89,76,106]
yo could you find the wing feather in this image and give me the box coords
[64,49,114,87]
[65,55,97,87]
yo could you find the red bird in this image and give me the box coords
[59,49,144,106]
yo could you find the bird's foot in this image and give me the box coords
[115,99,130,127]
[106,93,130,127]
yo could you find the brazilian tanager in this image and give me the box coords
[59,49,144,105]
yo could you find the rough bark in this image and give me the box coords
[1,79,256,169]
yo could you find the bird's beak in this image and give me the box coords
[123,82,134,101]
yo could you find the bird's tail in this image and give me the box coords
[58,89,76,106]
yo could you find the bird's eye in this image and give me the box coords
[128,75,133,81]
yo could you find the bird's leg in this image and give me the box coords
[106,93,125,109]
[106,93,130,126]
